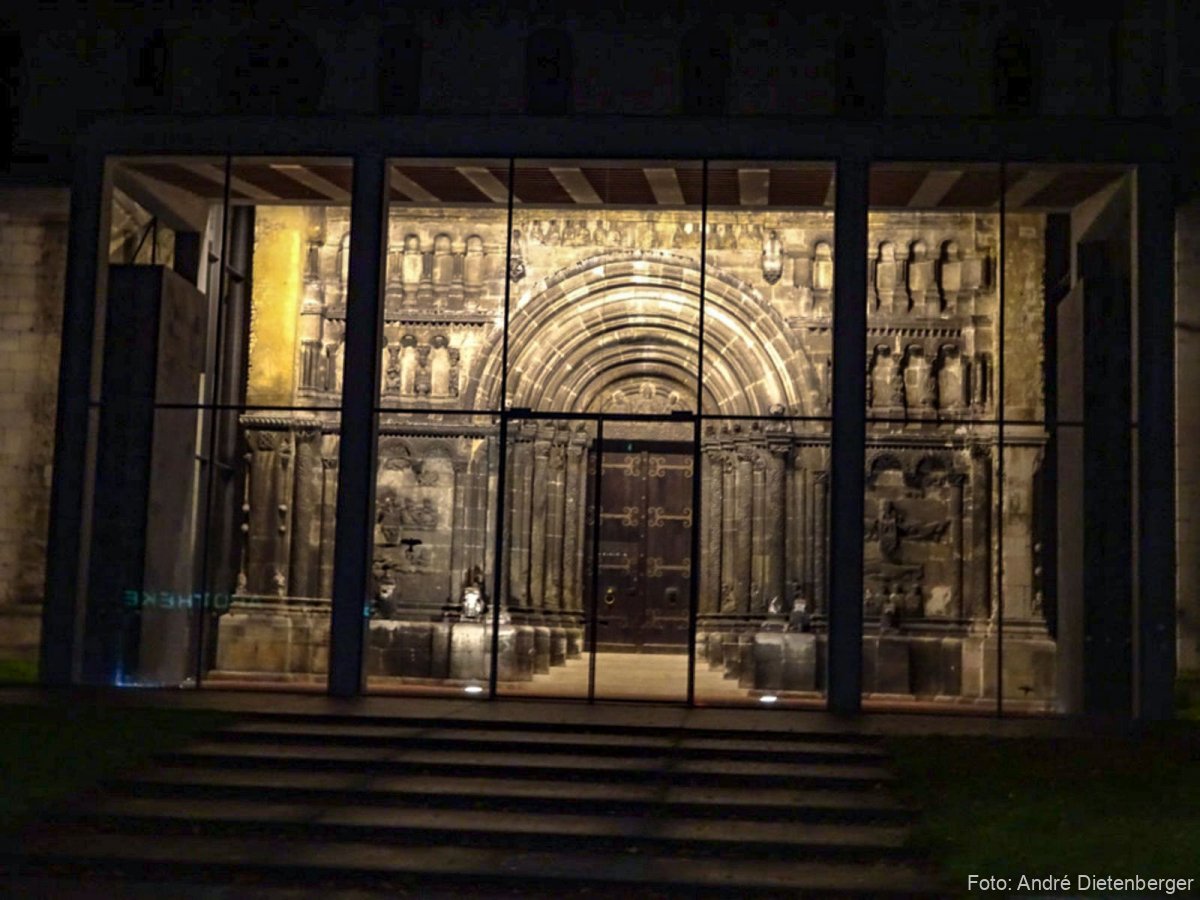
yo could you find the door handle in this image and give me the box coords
[604,587,616,606]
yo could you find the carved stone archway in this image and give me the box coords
[465,250,822,415]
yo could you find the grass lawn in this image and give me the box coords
[0,659,38,684]
[886,728,1200,888]
[0,702,232,834]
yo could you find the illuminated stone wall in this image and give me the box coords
[228,202,1054,702]
[0,189,69,662]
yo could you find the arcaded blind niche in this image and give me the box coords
[81,156,1133,714]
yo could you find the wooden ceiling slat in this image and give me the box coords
[706,169,741,206]
[869,168,927,207]
[394,166,493,203]
[232,164,328,201]
[1024,169,1124,209]
[306,164,354,194]
[579,166,656,205]
[938,168,1003,207]
[768,168,833,207]
[513,167,574,203]
[126,163,250,200]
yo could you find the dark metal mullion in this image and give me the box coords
[488,158,517,700]
[1135,162,1175,720]
[588,419,604,703]
[827,154,868,714]
[40,146,106,685]
[192,154,235,689]
[328,150,387,697]
[687,160,708,706]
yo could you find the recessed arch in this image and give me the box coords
[466,250,821,416]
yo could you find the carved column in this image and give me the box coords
[719,448,738,613]
[528,426,554,611]
[967,444,992,620]
[448,456,469,606]
[814,471,829,614]
[245,429,293,597]
[735,444,755,612]
[507,424,536,607]
[543,428,568,612]
[750,447,768,614]
[319,454,337,599]
[483,437,499,601]
[787,452,805,600]
[288,425,323,597]
[949,472,967,618]
[700,444,722,615]
[562,433,586,612]
[765,439,788,610]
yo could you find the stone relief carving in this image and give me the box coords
[870,345,903,409]
[508,228,527,281]
[761,229,784,284]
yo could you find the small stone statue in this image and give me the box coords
[787,596,813,633]
[373,569,400,619]
[508,229,526,281]
[461,584,485,620]
[761,229,784,284]
[879,597,900,633]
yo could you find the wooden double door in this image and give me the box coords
[590,440,694,650]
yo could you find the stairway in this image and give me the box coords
[5,711,944,898]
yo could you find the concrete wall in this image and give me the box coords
[0,188,68,661]
[1,0,1185,159]
[1176,199,1200,673]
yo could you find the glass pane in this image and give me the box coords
[364,411,502,697]
[863,162,1002,712]
[692,417,830,709]
[81,156,349,689]
[505,160,703,415]
[701,161,836,417]
[496,416,596,700]
[382,158,511,411]
[1004,164,1136,715]
[590,423,691,703]
[204,406,340,690]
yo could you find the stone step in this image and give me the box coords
[214,720,886,763]
[159,742,894,789]
[64,795,912,861]
[10,829,943,897]
[114,766,912,824]
[236,711,879,744]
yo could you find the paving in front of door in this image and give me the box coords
[500,652,825,706]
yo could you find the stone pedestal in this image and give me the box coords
[550,627,568,666]
[399,622,434,677]
[217,602,330,676]
[566,628,583,658]
[430,622,452,679]
[909,636,963,696]
[963,634,1057,702]
[514,626,536,680]
[706,632,724,667]
[722,635,741,679]
[449,622,488,681]
[493,624,522,681]
[781,632,818,691]
[737,636,755,688]
[752,631,784,691]
[863,635,911,694]
[533,626,551,673]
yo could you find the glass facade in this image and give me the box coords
[63,150,1146,715]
